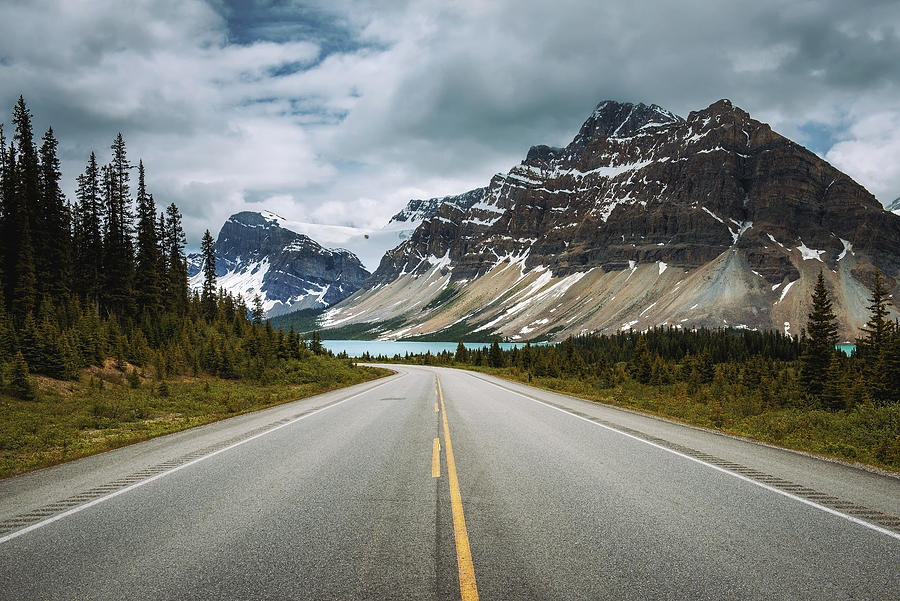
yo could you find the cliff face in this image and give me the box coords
[325,99,900,341]
[189,211,370,316]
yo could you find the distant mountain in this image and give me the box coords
[889,197,900,215]
[323,99,900,341]
[188,211,370,316]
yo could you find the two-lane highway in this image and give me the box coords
[1,365,897,600]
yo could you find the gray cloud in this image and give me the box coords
[0,0,897,248]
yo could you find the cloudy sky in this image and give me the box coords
[1,0,898,252]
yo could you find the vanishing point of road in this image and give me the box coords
[1,365,897,600]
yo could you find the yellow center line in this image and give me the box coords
[437,375,479,601]
[434,401,439,413]
[432,438,441,478]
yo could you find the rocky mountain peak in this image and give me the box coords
[331,97,900,342]
[189,211,370,316]
[571,100,683,147]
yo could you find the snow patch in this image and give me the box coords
[797,241,824,262]
[837,238,854,261]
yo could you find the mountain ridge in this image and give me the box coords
[322,98,900,341]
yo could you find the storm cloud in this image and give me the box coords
[1,0,898,247]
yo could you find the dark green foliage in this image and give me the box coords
[9,351,33,400]
[134,161,162,315]
[310,330,324,355]
[200,229,216,320]
[801,271,839,404]
[488,337,503,367]
[455,340,469,363]
[251,295,264,324]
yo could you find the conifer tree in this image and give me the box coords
[310,329,323,355]
[73,152,103,308]
[488,337,503,368]
[101,134,135,315]
[163,203,188,313]
[134,161,161,314]
[251,294,264,324]
[455,340,469,363]
[857,269,892,361]
[38,127,70,297]
[200,229,217,319]
[801,271,839,403]
[857,269,895,403]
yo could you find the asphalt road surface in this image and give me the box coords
[1,365,897,600]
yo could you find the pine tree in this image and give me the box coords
[801,271,839,404]
[163,203,188,313]
[38,127,70,297]
[488,337,503,368]
[10,350,34,400]
[251,294,264,324]
[856,268,894,403]
[857,268,892,361]
[310,329,323,355]
[455,340,469,363]
[133,161,161,314]
[73,152,103,308]
[200,229,217,319]
[101,134,134,315]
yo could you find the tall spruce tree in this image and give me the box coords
[857,269,894,403]
[133,161,161,314]
[38,127,71,297]
[163,203,188,313]
[801,271,839,404]
[73,152,103,309]
[101,135,134,315]
[200,229,217,319]
[857,269,892,360]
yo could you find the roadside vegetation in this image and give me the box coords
[0,97,388,478]
[369,271,900,472]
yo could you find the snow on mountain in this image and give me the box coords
[889,196,900,216]
[324,99,900,341]
[188,211,369,316]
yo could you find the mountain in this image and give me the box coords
[889,197,900,216]
[322,99,900,341]
[188,211,370,316]
[387,188,485,226]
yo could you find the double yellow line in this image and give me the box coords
[434,375,479,601]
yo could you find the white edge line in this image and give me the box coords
[476,374,900,541]
[0,374,402,545]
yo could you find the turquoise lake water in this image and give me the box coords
[321,340,533,358]
[322,340,857,358]
[836,344,856,356]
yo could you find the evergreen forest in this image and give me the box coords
[0,97,385,477]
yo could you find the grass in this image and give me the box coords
[454,365,900,473]
[0,357,391,479]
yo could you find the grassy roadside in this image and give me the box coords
[453,365,900,473]
[0,357,391,479]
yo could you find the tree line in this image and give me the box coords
[0,97,331,399]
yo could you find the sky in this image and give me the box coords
[1,0,898,254]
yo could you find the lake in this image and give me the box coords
[321,340,538,358]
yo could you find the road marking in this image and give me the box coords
[437,376,479,601]
[435,402,439,413]
[432,438,441,478]
[0,375,402,546]
[474,373,900,542]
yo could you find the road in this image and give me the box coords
[0,365,897,600]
